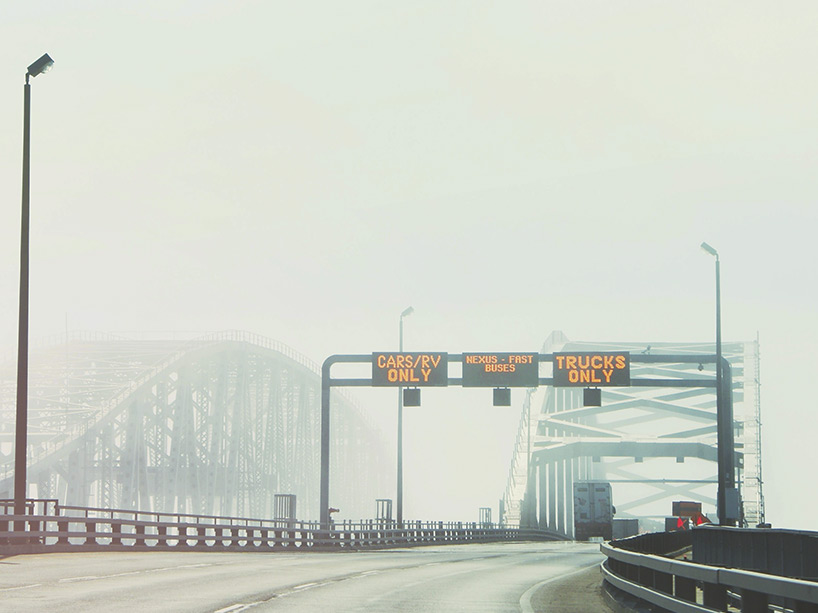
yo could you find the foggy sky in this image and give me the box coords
[1,2,817,527]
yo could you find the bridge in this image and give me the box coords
[0,331,390,520]
[2,329,814,613]
[503,331,764,535]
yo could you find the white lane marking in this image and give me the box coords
[292,582,318,590]
[213,604,262,613]
[60,575,102,583]
[213,596,268,613]
[0,583,42,592]
[213,605,246,613]
[60,563,214,584]
[519,561,602,613]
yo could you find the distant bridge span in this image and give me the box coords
[0,331,389,520]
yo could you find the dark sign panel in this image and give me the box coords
[672,501,703,518]
[372,352,448,387]
[552,352,630,387]
[462,353,539,387]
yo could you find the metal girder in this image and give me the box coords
[502,334,763,535]
[0,332,390,521]
[532,440,719,463]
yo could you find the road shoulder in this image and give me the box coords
[525,563,612,613]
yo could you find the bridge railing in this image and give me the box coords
[0,499,566,553]
[693,524,818,580]
[600,528,818,613]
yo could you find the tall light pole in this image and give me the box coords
[15,53,54,521]
[396,305,414,526]
[701,241,735,526]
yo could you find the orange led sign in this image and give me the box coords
[552,352,630,387]
[462,353,539,387]
[372,352,448,387]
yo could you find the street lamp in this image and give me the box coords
[701,241,735,526]
[15,53,54,521]
[396,306,414,526]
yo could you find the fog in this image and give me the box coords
[1,2,816,528]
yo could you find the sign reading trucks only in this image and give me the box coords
[372,352,449,386]
[552,352,630,387]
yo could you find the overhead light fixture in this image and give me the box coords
[700,242,718,257]
[27,53,54,78]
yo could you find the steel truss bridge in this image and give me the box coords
[1,330,763,536]
[502,331,764,537]
[0,331,390,520]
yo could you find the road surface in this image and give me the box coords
[0,541,603,612]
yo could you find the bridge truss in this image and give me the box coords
[0,331,390,520]
[502,332,763,536]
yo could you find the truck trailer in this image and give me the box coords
[573,481,614,541]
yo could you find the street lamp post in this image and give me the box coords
[15,53,54,522]
[396,306,414,526]
[701,241,735,526]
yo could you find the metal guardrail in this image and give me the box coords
[0,499,566,554]
[693,524,818,581]
[600,530,818,613]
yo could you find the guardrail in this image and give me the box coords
[0,499,567,554]
[600,529,818,613]
[693,525,818,580]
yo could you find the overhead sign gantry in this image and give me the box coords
[319,350,730,528]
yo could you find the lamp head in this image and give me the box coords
[401,306,415,319]
[27,53,54,78]
[700,242,718,257]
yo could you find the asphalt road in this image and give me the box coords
[0,542,603,612]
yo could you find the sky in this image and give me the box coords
[1,2,816,528]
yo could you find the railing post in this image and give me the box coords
[28,517,42,545]
[111,521,122,546]
[134,523,146,548]
[57,518,69,545]
[84,520,97,546]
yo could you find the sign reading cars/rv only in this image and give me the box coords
[553,352,630,387]
[462,353,539,387]
[372,352,448,386]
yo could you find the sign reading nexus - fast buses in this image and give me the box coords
[372,352,448,386]
[552,352,630,387]
[462,353,538,387]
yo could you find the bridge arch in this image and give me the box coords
[0,331,390,520]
